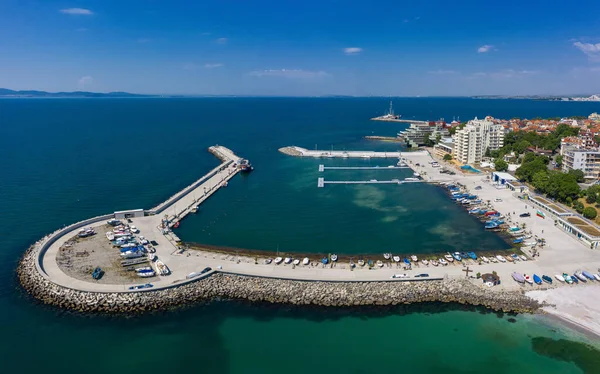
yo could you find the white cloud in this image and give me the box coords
[60,8,93,15]
[216,37,228,44]
[477,45,494,53]
[249,69,330,79]
[204,63,224,68]
[343,47,363,55]
[78,76,93,86]
[573,41,600,61]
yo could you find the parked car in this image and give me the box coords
[494,198,502,202]
[414,273,429,278]
[520,212,531,217]
[475,186,482,190]
[200,267,212,274]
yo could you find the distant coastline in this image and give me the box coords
[0,88,151,98]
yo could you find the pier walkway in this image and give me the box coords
[279,146,427,159]
[318,179,423,187]
[319,164,410,171]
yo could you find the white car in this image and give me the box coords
[494,198,502,202]
[391,274,409,279]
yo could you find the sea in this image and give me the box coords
[1,97,600,374]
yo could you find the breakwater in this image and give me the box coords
[18,245,540,313]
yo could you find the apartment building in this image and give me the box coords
[452,117,504,164]
[562,149,600,181]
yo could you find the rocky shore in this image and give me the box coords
[18,245,541,314]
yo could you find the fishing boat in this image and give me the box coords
[173,221,180,229]
[467,252,477,260]
[509,229,525,236]
[411,255,418,262]
[582,270,595,280]
[403,257,411,265]
[383,253,391,260]
[542,275,552,284]
[431,259,439,266]
[481,256,489,263]
[367,259,374,267]
[594,274,600,281]
[519,255,528,261]
[92,267,103,280]
[393,255,401,263]
[376,260,384,267]
[302,257,309,265]
[137,269,156,278]
[292,259,300,266]
[512,272,525,283]
[444,254,454,263]
[555,274,565,282]
[349,260,355,268]
[496,255,506,263]
[524,274,533,284]
[421,259,429,266]
[191,206,198,214]
[574,272,587,282]
[265,258,273,264]
[508,226,521,232]
[533,274,542,285]
[563,273,574,284]
[154,260,170,276]
[284,257,293,264]
[439,258,448,266]
[573,275,580,284]
[322,257,329,265]
[452,252,462,261]
[358,259,365,267]
[504,255,513,262]
[128,283,154,290]
[274,257,283,264]
[513,238,523,244]
[331,254,338,262]
[490,256,498,263]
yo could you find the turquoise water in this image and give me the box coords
[2,98,600,373]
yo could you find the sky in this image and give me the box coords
[1,0,600,96]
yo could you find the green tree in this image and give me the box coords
[494,159,509,171]
[443,154,452,161]
[583,206,598,220]
[586,193,597,204]
[574,200,585,214]
[532,171,550,192]
[435,133,442,144]
[555,155,563,167]
[423,133,435,147]
[514,140,532,154]
[568,169,585,183]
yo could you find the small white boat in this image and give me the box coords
[284,257,292,264]
[358,259,365,267]
[481,256,489,263]
[519,255,528,261]
[490,256,498,263]
[138,270,155,278]
[496,255,506,263]
[421,259,429,266]
[393,256,401,262]
[575,272,587,282]
[274,257,283,264]
[265,258,272,264]
[411,255,418,262]
[594,274,600,281]
[331,254,338,262]
[383,253,391,260]
[555,274,565,282]
[302,257,310,265]
[524,274,533,284]
[431,259,439,266]
[135,266,152,272]
[376,260,384,267]
[149,253,156,261]
[130,226,139,234]
[154,260,170,276]
[444,254,454,263]
[292,259,300,265]
[106,232,115,241]
[439,258,448,266]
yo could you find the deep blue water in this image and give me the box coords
[1,98,600,373]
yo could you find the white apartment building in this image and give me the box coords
[452,117,504,165]
[562,149,600,181]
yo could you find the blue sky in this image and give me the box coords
[1,0,600,96]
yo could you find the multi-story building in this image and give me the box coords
[562,149,600,181]
[397,119,449,148]
[452,117,504,165]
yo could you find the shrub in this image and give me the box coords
[583,207,597,220]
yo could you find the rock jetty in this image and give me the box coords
[278,146,302,156]
[18,246,540,314]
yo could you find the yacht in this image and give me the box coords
[154,260,170,276]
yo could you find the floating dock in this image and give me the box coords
[318,179,423,187]
[319,164,410,171]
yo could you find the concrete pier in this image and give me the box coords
[279,146,424,158]
[319,165,411,171]
[318,179,423,187]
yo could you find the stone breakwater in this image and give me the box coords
[278,146,302,156]
[18,246,541,314]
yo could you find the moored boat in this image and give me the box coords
[393,255,401,263]
[331,254,338,262]
[575,272,587,282]
[431,259,439,266]
[467,252,477,260]
[383,253,391,260]
[533,274,542,285]
[555,274,565,282]
[358,259,365,267]
[403,257,411,265]
[154,260,170,276]
[594,274,600,281]
[284,257,292,264]
[439,258,448,266]
[302,257,310,265]
[452,252,462,261]
[505,255,514,262]
[563,273,573,284]
[321,257,329,265]
[512,272,525,283]
[421,259,429,266]
[274,257,283,264]
[582,270,595,280]
[496,255,506,263]
[519,255,528,261]
[265,258,272,264]
[542,275,553,284]
[481,256,489,263]
[411,255,418,262]
[292,259,300,266]
[376,260,384,267]
[444,254,454,263]
[571,275,579,284]
[524,274,533,284]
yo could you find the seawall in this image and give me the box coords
[18,244,540,314]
